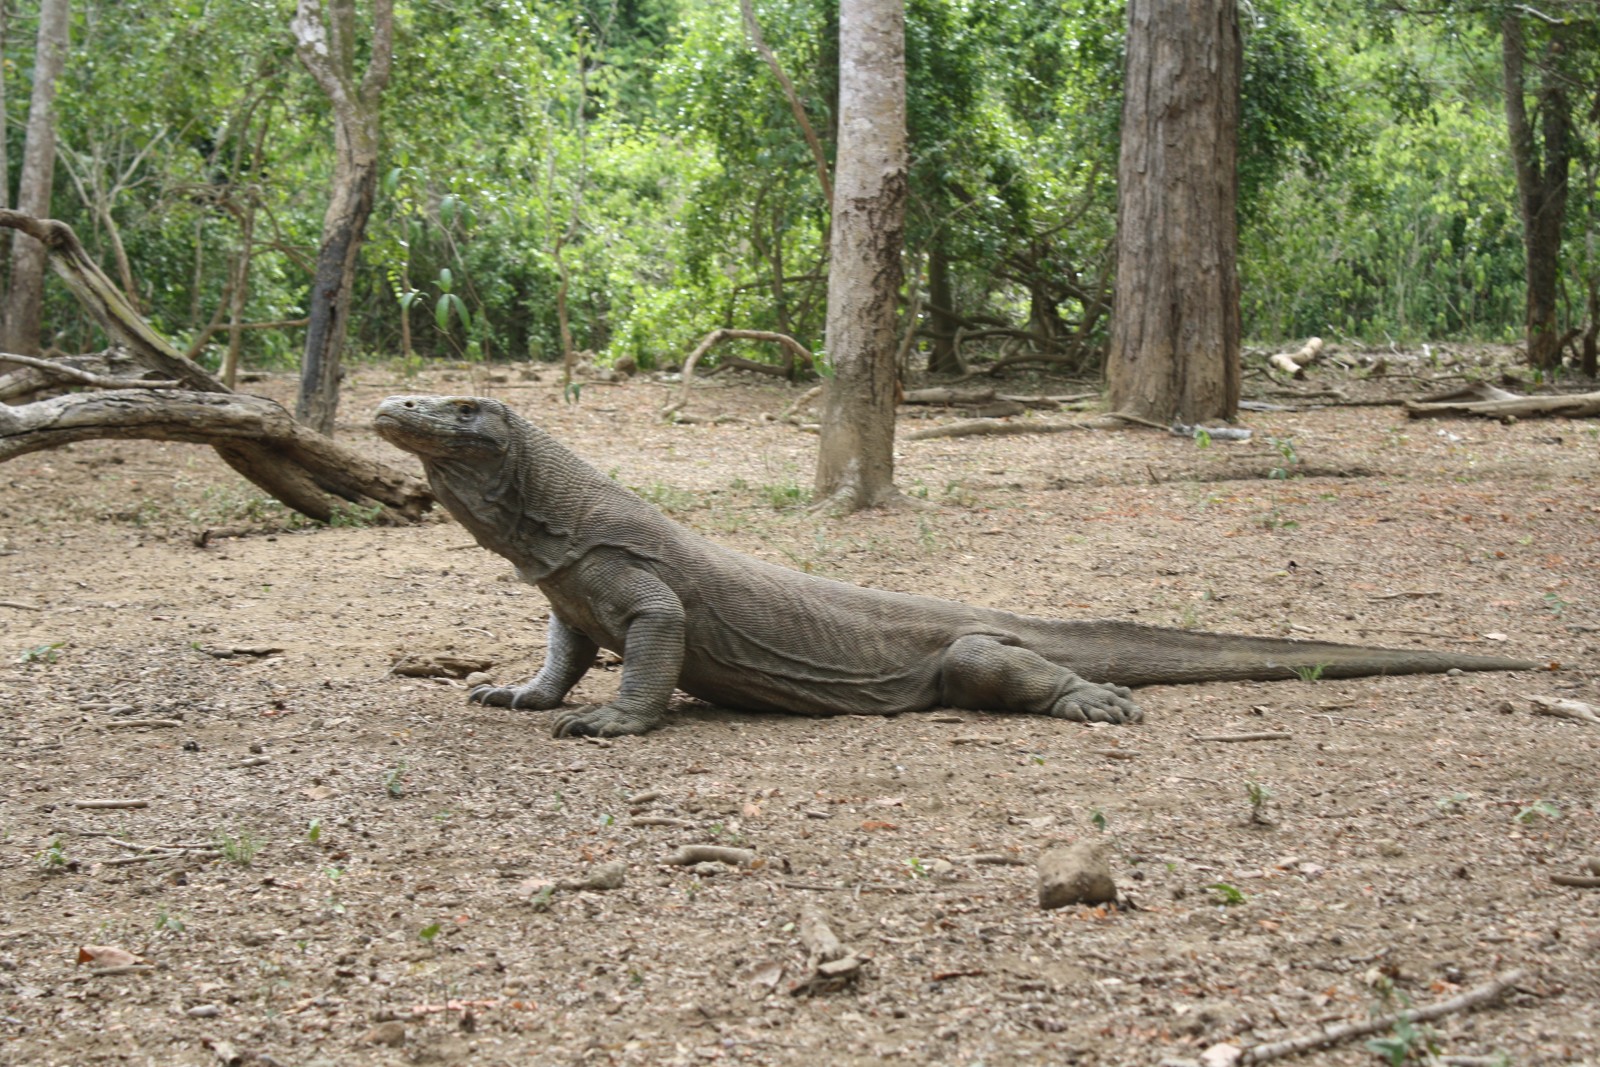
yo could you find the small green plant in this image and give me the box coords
[1194,428,1213,449]
[634,482,698,514]
[563,381,584,405]
[551,789,565,811]
[1542,592,1568,619]
[327,502,386,528]
[35,835,68,872]
[1268,436,1300,480]
[306,819,323,843]
[1434,792,1471,813]
[418,922,442,943]
[904,857,929,879]
[215,830,263,867]
[1206,882,1247,906]
[1293,662,1328,682]
[384,762,408,798]
[18,642,65,665]
[1514,799,1560,824]
[1246,780,1274,825]
[1365,979,1439,1065]
[761,480,811,510]
[153,909,186,935]
[1089,808,1108,832]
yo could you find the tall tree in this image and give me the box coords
[291,0,392,436]
[814,0,906,512]
[2,0,71,357]
[1106,0,1241,423]
[1501,9,1573,371]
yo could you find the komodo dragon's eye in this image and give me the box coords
[454,401,478,419]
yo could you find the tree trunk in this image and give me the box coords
[1,0,70,357]
[1105,0,1240,424]
[925,240,963,375]
[1501,13,1572,372]
[814,0,907,512]
[292,0,393,436]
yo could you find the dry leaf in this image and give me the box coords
[77,945,138,968]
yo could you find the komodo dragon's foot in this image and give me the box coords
[550,704,659,738]
[1050,679,1143,724]
[468,684,562,711]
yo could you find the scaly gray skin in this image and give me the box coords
[373,395,1541,738]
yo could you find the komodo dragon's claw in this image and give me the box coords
[1050,680,1143,724]
[551,704,658,738]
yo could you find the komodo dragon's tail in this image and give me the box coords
[1030,619,1541,686]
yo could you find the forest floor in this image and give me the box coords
[0,348,1597,1067]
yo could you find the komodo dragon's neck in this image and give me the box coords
[422,417,623,582]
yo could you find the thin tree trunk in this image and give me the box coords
[814,0,906,512]
[291,0,393,436]
[1105,0,1240,424]
[1501,13,1571,371]
[1,0,70,357]
[925,240,963,375]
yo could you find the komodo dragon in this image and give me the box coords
[373,394,1539,738]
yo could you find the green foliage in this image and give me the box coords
[214,830,262,867]
[1205,882,1247,906]
[17,642,65,665]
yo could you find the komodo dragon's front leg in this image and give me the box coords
[940,634,1143,723]
[469,613,597,712]
[473,553,685,738]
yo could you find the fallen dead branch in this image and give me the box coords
[1529,695,1600,725]
[1405,387,1600,421]
[68,798,150,809]
[1222,968,1528,1064]
[663,328,815,419]
[1266,336,1324,378]
[1549,874,1600,888]
[1192,732,1292,743]
[906,416,1106,441]
[0,350,179,389]
[0,211,431,522]
[661,844,757,867]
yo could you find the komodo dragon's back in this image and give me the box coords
[373,394,1542,738]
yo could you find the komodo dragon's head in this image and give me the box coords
[373,395,514,461]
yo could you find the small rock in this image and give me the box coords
[362,1020,406,1047]
[1037,841,1117,909]
[186,1004,222,1018]
[464,671,493,688]
[1376,839,1405,858]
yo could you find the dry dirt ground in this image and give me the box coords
[1,354,1597,1067]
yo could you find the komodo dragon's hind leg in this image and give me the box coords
[939,634,1143,724]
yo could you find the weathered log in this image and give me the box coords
[1404,389,1600,420]
[0,390,431,522]
[0,211,431,522]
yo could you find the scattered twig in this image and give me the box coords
[67,798,150,810]
[950,853,1027,866]
[0,600,43,611]
[630,816,697,829]
[1549,874,1600,888]
[101,719,184,729]
[1232,969,1528,1064]
[101,850,223,867]
[1192,732,1293,743]
[82,964,158,977]
[661,844,757,868]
